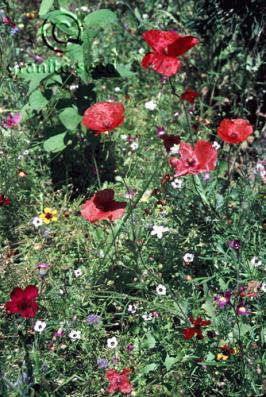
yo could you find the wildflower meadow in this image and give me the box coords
[0,0,265,396]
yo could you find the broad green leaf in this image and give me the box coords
[84,9,118,27]
[202,297,216,319]
[144,333,156,349]
[115,64,136,78]
[164,354,177,371]
[59,107,82,130]
[66,44,84,63]
[39,0,54,17]
[142,363,157,374]
[29,91,48,111]
[43,132,67,153]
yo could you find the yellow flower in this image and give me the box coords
[232,347,239,356]
[216,353,229,361]
[39,208,58,224]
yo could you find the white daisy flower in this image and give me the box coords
[156,284,166,295]
[151,225,169,239]
[114,87,120,92]
[69,330,81,341]
[34,320,46,333]
[183,253,194,263]
[169,144,180,155]
[74,268,82,277]
[130,142,139,151]
[212,141,221,150]
[171,178,183,189]
[142,312,153,321]
[31,216,43,228]
[145,100,157,111]
[107,336,118,349]
[128,304,137,313]
[250,256,262,268]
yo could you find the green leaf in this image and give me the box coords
[39,0,54,17]
[144,333,156,349]
[66,44,84,63]
[59,107,82,130]
[202,297,216,319]
[29,91,48,111]
[142,363,157,374]
[84,9,118,27]
[164,354,177,371]
[43,132,67,153]
[115,64,136,78]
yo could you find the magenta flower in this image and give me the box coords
[3,112,21,128]
[236,302,250,315]
[227,239,241,250]
[214,291,231,308]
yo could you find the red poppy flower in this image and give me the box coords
[5,285,39,318]
[141,30,199,77]
[182,316,211,340]
[106,368,132,394]
[160,134,180,152]
[169,140,218,177]
[0,194,11,206]
[217,118,253,144]
[81,189,127,223]
[82,102,125,134]
[180,89,200,104]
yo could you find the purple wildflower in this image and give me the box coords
[156,126,165,137]
[10,26,19,36]
[214,290,231,308]
[87,314,101,325]
[36,263,50,277]
[97,358,108,369]
[3,112,21,128]
[236,302,250,315]
[127,343,134,352]
[227,239,241,250]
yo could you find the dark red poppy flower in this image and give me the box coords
[169,140,218,177]
[180,89,200,104]
[81,189,127,223]
[0,194,11,206]
[5,285,39,318]
[106,368,132,394]
[182,316,211,340]
[160,134,180,152]
[217,118,253,144]
[141,30,199,77]
[82,102,125,134]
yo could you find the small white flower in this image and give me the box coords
[255,163,264,172]
[74,268,82,277]
[128,304,137,313]
[69,330,81,341]
[107,336,118,349]
[31,216,43,228]
[250,256,262,268]
[80,6,89,12]
[114,87,120,92]
[120,134,128,140]
[151,225,169,239]
[142,312,153,321]
[145,100,157,111]
[169,144,180,155]
[260,283,266,293]
[142,13,148,19]
[130,142,138,151]
[34,320,46,333]
[156,284,166,295]
[171,178,183,189]
[138,47,145,54]
[183,253,194,263]
[212,141,221,150]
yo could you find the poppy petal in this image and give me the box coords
[24,285,39,300]
[10,287,24,301]
[167,35,199,57]
[143,30,179,53]
[5,301,20,313]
